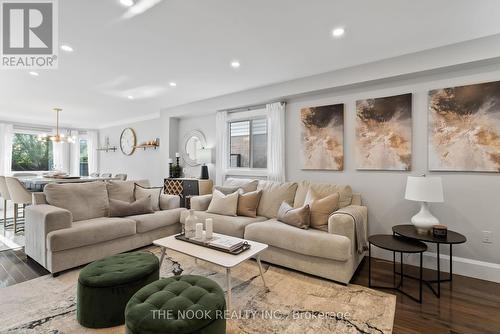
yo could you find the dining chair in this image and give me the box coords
[115,173,127,181]
[0,176,14,229]
[90,172,100,177]
[101,173,112,178]
[5,177,34,233]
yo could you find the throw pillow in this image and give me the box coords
[237,190,263,218]
[305,189,340,231]
[213,185,240,195]
[223,178,259,193]
[109,196,154,217]
[134,184,162,211]
[159,193,180,210]
[107,179,150,203]
[207,189,239,216]
[277,201,310,229]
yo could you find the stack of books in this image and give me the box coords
[208,234,245,252]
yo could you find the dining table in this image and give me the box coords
[17,175,120,191]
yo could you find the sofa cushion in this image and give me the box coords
[44,181,109,222]
[135,184,162,211]
[47,217,136,252]
[237,190,262,218]
[277,202,310,229]
[244,219,351,262]
[223,178,258,193]
[109,196,154,217]
[305,190,340,231]
[257,181,298,218]
[159,193,180,210]
[206,189,238,216]
[106,180,150,203]
[127,208,185,233]
[180,210,267,238]
[294,181,352,209]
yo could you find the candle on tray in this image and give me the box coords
[195,223,203,239]
[205,218,213,239]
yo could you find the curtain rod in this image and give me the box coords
[219,101,285,113]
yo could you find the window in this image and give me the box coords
[80,138,89,176]
[229,118,267,168]
[11,133,53,171]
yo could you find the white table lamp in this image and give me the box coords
[405,175,444,234]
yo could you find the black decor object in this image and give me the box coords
[200,164,209,179]
[168,162,173,178]
[368,234,427,303]
[392,224,466,298]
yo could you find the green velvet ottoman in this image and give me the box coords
[125,275,226,334]
[77,251,159,328]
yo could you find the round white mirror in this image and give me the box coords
[182,130,206,166]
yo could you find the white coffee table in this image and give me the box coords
[153,233,268,310]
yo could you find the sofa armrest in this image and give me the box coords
[190,194,212,211]
[328,205,368,241]
[26,204,72,234]
[25,204,73,268]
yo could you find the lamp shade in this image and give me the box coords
[196,147,213,164]
[405,176,443,203]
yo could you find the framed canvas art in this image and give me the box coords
[301,103,344,170]
[428,81,500,172]
[355,93,412,170]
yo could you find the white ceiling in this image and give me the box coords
[2,0,500,128]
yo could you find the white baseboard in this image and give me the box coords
[370,248,500,283]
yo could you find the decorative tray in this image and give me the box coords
[175,233,251,255]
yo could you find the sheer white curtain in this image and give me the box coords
[87,130,99,175]
[0,123,13,176]
[69,130,80,176]
[266,102,286,182]
[215,111,228,185]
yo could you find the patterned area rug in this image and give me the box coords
[0,247,395,333]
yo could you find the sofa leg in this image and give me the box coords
[52,272,60,278]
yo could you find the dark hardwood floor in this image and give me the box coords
[0,247,499,334]
[351,257,500,334]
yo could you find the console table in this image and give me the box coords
[163,178,213,208]
[392,224,466,298]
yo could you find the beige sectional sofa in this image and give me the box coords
[25,180,185,274]
[181,179,367,284]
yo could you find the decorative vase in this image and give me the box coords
[184,209,197,238]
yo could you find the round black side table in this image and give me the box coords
[392,224,466,298]
[368,234,427,303]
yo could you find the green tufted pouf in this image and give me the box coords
[125,275,226,334]
[77,251,159,328]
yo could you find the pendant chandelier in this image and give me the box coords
[37,108,76,143]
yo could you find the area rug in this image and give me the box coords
[0,247,395,333]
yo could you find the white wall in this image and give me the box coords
[164,60,500,281]
[99,118,164,186]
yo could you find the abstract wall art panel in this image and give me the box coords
[429,81,500,172]
[355,93,412,170]
[301,103,344,170]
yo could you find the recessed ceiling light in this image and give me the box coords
[127,95,134,100]
[169,82,177,87]
[231,60,240,69]
[29,71,39,76]
[119,0,134,7]
[332,27,345,38]
[60,44,74,52]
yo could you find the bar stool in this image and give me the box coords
[101,173,112,178]
[0,176,14,229]
[90,172,100,177]
[5,177,34,234]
